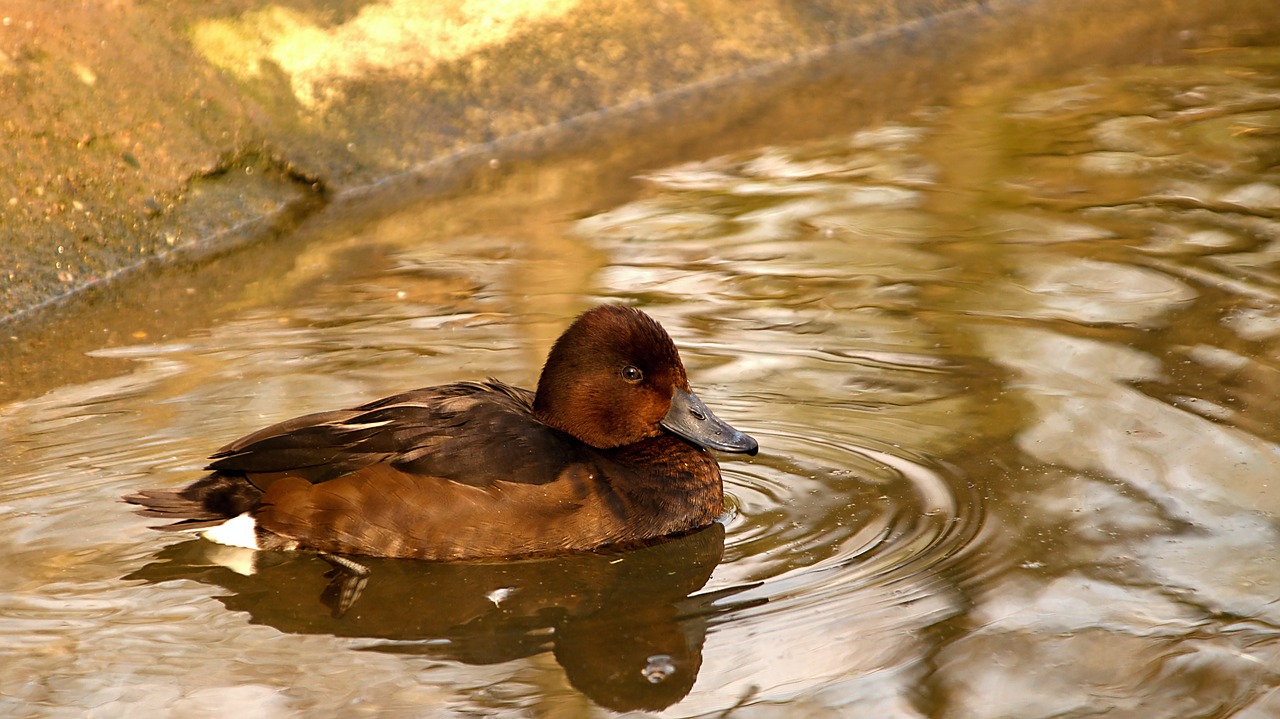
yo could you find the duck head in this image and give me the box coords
[533,305,758,455]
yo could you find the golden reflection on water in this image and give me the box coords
[3,32,1280,719]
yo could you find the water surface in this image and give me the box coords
[4,34,1280,719]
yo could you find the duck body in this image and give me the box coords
[125,305,758,561]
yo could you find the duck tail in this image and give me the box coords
[123,473,263,531]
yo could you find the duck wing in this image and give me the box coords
[206,380,581,488]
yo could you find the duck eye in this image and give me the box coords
[621,365,644,383]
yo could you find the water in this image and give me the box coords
[4,36,1280,719]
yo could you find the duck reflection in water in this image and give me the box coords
[126,522,761,712]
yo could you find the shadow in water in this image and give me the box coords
[125,523,760,712]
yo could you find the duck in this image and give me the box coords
[124,304,758,561]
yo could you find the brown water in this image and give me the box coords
[4,38,1280,719]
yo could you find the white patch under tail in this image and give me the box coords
[200,513,261,551]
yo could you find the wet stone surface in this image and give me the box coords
[3,30,1280,719]
[4,0,998,322]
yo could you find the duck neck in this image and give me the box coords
[603,434,724,525]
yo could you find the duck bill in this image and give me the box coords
[661,388,759,456]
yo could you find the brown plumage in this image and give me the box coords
[124,304,759,561]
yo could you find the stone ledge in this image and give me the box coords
[1,0,1277,327]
